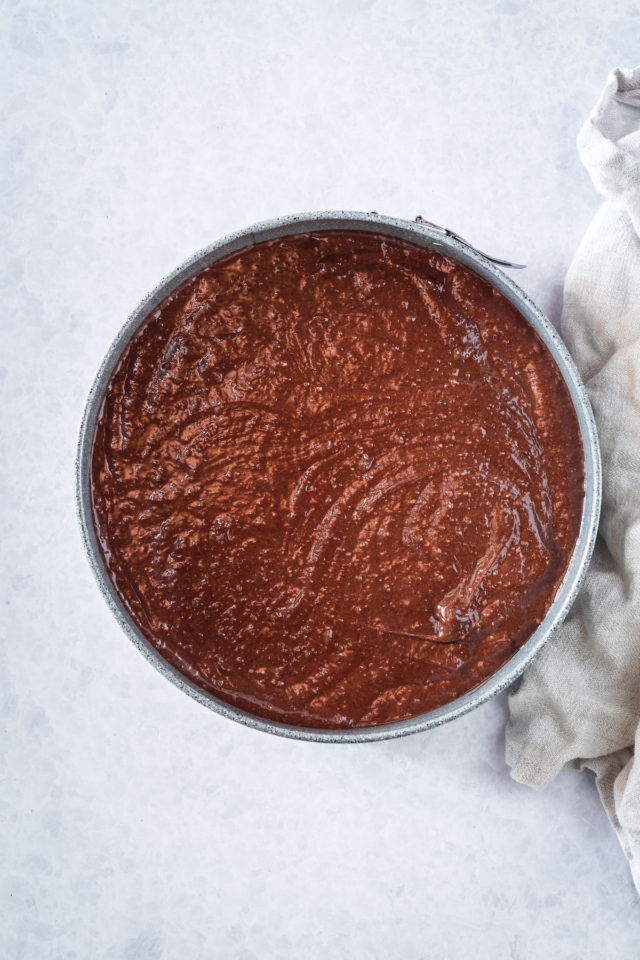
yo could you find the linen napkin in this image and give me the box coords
[506,65,640,892]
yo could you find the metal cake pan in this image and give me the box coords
[76,211,602,743]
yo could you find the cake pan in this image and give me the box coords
[76,211,601,743]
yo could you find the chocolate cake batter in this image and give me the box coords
[91,231,584,728]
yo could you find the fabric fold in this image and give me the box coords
[506,66,640,892]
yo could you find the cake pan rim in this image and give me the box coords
[75,210,602,742]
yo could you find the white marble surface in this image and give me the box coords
[2,1,639,956]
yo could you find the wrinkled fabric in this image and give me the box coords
[506,66,640,892]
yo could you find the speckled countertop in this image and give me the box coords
[2,2,639,957]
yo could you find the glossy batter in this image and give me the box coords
[91,231,584,728]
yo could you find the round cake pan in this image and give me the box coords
[76,211,601,743]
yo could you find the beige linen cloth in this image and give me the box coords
[506,65,640,891]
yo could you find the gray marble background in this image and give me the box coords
[2,1,639,957]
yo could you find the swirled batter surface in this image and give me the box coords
[91,231,584,728]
